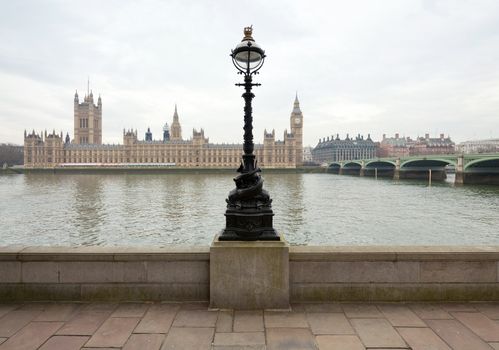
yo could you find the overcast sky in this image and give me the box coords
[1,0,499,146]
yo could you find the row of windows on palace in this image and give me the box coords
[79,118,99,128]
[25,147,296,165]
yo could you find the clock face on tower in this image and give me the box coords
[294,117,301,125]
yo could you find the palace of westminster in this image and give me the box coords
[23,89,304,168]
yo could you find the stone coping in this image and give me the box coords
[0,246,210,261]
[1,245,498,261]
[290,245,499,261]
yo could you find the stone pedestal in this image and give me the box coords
[210,233,289,309]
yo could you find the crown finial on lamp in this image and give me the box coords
[243,25,254,41]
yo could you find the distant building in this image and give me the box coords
[378,133,455,157]
[0,144,23,166]
[302,146,314,163]
[311,134,376,164]
[457,139,499,154]
[24,90,304,168]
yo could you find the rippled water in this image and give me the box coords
[1,172,499,246]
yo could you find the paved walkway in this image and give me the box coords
[0,302,498,349]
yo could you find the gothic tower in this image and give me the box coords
[290,93,303,166]
[170,104,182,141]
[73,88,102,144]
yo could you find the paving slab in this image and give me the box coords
[440,303,477,312]
[452,312,499,342]
[34,303,81,321]
[85,317,141,348]
[427,319,493,350]
[233,311,263,332]
[477,304,499,320]
[266,328,316,350]
[38,335,89,350]
[306,312,354,335]
[342,304,383,318]
[315,335,364,350]
[489,343,499,350]
[161,327,214,350]
[213,332,265,346]
[0,321,63,350]
[0,310,42,337]
[123,333,165,350]
[304,303,342,313]
[211,346,266,350]
[180,302,209,310]
[409,303,452,319]
[0,305,18,319]
[397,327,451,350]
[56,310,112,335]
[264,311,308,328]
[216,310,233,332]
[135,304,179,334]
[81,302,118,312]
[173,310,218,328]
[350,318,407,348]
[112,302,150,318]
[378,304,426,327]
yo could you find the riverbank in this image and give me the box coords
[10,166,324,175]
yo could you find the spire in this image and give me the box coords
[292,93,301,114]
[87,76,90,96]
[173,104,179,121]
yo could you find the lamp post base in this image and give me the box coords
[221,165,279,241]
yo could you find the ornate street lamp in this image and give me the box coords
[220,26,279,241]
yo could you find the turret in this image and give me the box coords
[163,122,170,142]
[145,127,152,141]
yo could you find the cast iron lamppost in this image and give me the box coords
[220,26,279,241]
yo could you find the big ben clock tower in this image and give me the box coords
[290,93,303,166]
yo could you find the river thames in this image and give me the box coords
[1,172,498,246]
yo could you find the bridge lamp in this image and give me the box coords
[219,26,278,241]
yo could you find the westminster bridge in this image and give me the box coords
[327,153,499,185]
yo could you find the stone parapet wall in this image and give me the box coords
[290,246,499,302]
[0,245,498,302]
[0,246,209,301]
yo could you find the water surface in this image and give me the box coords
[1,172,498,246]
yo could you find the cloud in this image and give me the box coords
[1,0,499,146]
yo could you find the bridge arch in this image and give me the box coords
[343,161,363,168]
[464,157,499,171]
[365,160,396,168]
[327,162,341,174]
[328,162,342,168]
[400,158,456,169]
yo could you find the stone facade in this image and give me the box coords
[24,92,304,168]
[74,91,102,145]
[379,133,455,157]
[457,138,499,154]
[312,134,376,164]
